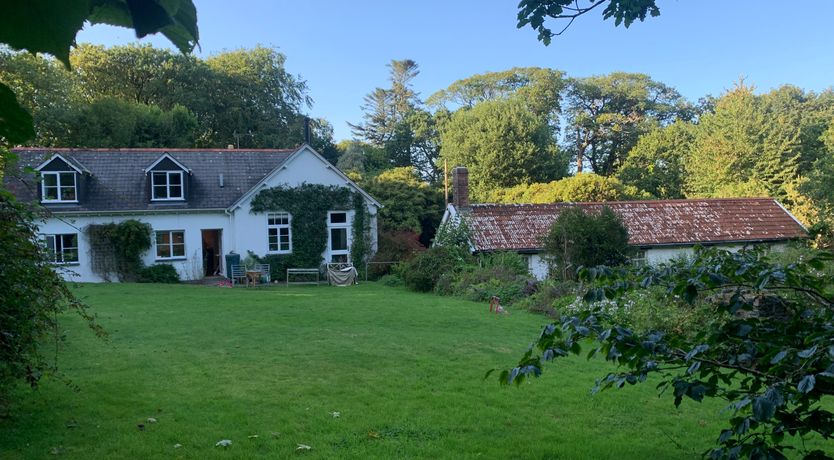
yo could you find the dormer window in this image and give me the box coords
[35,153,88,204]
[41,171,77,202]
[145,153,191,202]
[151,171,184,200]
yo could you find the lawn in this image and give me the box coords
[2,282,731,459]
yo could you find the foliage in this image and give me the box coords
[0,191,103,405]
[500,247,834,459]
[1,44,313,149]
[349,59,420,146]
[250,184,369,277]
[335,140,388,175]
[398,246,472,292]
[427,67,566,130]
[564,72,692,175]
[0,1,198,146]
[351,192,369,270]
[542,206,632,279]
[617,121,694,199]
[438,251,534,304]
[362,167,444,240]
[517,0,660,44]
[515,279,580,317]
[433,214,472,249]
[489,172,651,203]
[368,231,425,279]
[440,98,568,200]
[86,220,152,282]
[137,264,180,284]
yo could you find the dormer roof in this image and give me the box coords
[143,153,192,174]
[34,153,90,174]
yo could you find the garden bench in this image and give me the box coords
[286,268,320,285]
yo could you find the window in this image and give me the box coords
[151,171,184,200]
[156,230,185,259]
[41,172,77,202]
[327,211,351,262]
[267,212,292,253]
[43,234,79,263]
[631,249,648,267]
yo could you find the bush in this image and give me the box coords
[398,246,471,292]
[515,279,580,317]
[368,231,424,280]
[137,264,180,283]
[378,274,403,287]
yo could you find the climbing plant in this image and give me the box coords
[86,220,151,281]
[250,184,370,278]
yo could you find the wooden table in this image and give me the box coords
[245,270,263,287]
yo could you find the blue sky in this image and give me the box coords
[76,1,834,142]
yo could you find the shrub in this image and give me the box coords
[137,264,180,284]
[368,231,424,280]
[542,205,632,280]
[378,274,403,287]
[515,279,580,317]
[398,246,471,292]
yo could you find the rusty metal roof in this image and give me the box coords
[458,198,807,252]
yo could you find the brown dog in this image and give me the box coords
[489,296,507,314]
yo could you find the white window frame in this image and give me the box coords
[267,212,292,254]
[631,249,648,267]
[41,171,78,203]
[327,211,352,263]
[150,171,185,201]
[155,230,186,260]
[42,233,79,264]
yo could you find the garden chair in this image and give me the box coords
[230,264,247,286]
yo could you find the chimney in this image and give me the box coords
[452,166,469,208]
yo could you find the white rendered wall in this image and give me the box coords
[529,254,549,280]
[39,212,229,283]
[230,149,378,262]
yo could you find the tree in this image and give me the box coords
[517,0,660,44]
[541,205,632,279]
[500,247,834,459]
[350,59,420,147]
[488,172,650,203]
[616,121,694,199]
[385,108,447,181]
[564,72,691,175]
[427,67,566,131]
[440,98,568,200]
[362,167,444,246]
[683,83,801,205]
[335,140,388,175]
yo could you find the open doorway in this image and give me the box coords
[201,229,222,277]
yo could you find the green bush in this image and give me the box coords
[398,246,471,292]
[137,264,180,284]
[515,279,579,317]
[378,274,404,287]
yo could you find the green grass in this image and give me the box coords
[2,283,734,459]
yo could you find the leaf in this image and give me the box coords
[798,345,817,359]
[770,350,788,365]
[0,0,89,65]
[0,82,36,144]
[797,375,815,394]
[89,0,199,54]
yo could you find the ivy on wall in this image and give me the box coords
[86,220,151,281]
[250,184,370,278]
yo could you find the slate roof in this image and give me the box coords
[458,198,807,252]
[5,147,297,212]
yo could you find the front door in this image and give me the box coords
[201,229,222,277]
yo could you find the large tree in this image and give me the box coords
[488,172,649,204]
[564,72,691,175]
[616,121,694,199]
[427,67,565,131]
[349,59,420,146]
[440,98,568,200]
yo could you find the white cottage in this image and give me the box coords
[440,167,808,280]
[5,145,381,282]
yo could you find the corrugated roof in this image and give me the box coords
[4,147,297,212]
[459,198,807,251]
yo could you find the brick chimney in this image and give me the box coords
[452,166,469,208]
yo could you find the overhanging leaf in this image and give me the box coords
[0,0,89,66]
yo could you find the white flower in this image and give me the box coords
[330,411,340,418]
[146,417,157,424]
[173,444,182,449]
[296,444,312,450]
[215,439,232,447]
